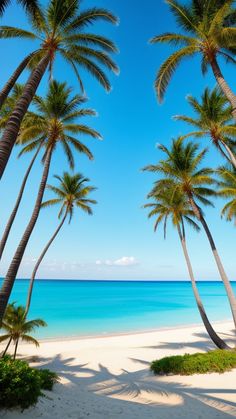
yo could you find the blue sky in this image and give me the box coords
[0,0,235,281]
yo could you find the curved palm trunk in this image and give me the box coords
[0,54,50,179]
[25,211,68,317]
[1,336,12,357]
[13,338,19,360]
[210,56,236,121]
[189,197,236,329]
[0,52,36,110]
[220,140,236,169]
[0,144,41,261]
[0,148,52,323]
[177,225,229,349]
[217,142,231,164]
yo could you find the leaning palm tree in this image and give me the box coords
[217,165,236,223]
[151,0,236,118]
[0,0,119,178]
[144,138,236,328]
[25,172,97,316]
[144,187,229,349]
[174,87,236,168]
[0,302,46,360]
[0,81,101,322]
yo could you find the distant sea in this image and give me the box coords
[2,279,236,339]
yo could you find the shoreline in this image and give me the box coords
[9,278,236,282]
[36,317,234,343]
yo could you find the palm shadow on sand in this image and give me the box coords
[19,342,236,419]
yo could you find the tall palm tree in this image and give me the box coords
[217,165,236,223]
[0,81,96,262]
[0,81,101,322]
[0,0,119,178]
[25,172,97,316]
[144,138,236,328]
[144,187,229,349]
[151,0,236,117]
[0,303,46,360]
[174,87,236,168]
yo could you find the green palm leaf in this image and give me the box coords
[155,45,197,102]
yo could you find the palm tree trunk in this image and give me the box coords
[1,336,12,357]
[220,140,236,170]
[0,54,50,179]
[0,148,52,323]
[217,143,231,164]
[13,338,19,360]
[177,225,229,349]
[0,144,42,261]
[210,56,236,121]
[25,211,68,317]
[0,52,37,110]
[189,196,236,329]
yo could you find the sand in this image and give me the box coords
[1,321,236,419]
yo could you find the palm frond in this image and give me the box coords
[150,32,197,46]
[21,334,40,347]
[0,25,39,39]
[64,8,118,33]
[155,46,197,102]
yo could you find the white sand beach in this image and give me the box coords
[1,321,236,419]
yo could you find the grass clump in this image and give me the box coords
[0,356,58,409]
[151,350,236,376]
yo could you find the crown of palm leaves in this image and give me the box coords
[0,0,119,92]
[144,186,200,238]
[42,171,97,222]
[143,138,217,210]
[18,80,101,167]
[150,0,236,101]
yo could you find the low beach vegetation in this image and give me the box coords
[0,355,58,409]
[151,350,236,376]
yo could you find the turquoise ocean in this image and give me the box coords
[3,279,236,339]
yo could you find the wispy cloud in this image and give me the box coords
[96,256,139,267]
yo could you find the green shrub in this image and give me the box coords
[0,356,58,409]
[151,349,236,376]
[37,368,59,390]
[0,356,41,409]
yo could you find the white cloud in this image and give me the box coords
[95,256,139,267]
[114,256,138,266]
[95,260,102,265]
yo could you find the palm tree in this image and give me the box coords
[144,138,236,328]
[174,87,236,168]
[0,81,101,322]
[0,0,119,178]
[151,0,236,118]
[0,303,46,360]
[25,172,97,316]
[144,187,229,349]
[217,165,236,223]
